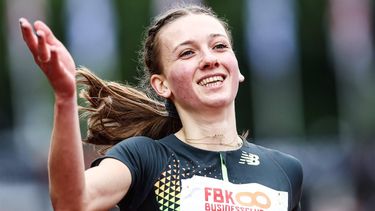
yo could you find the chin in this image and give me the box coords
[203,98,234,108]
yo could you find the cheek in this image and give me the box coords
[170,70,187,86]
[223,54,241,79]
[227,54,240,71]
[168,66,195,98]
[223,55,242,97]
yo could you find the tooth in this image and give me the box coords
[199,76,224,86]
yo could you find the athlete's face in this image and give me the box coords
[151,14,244,112]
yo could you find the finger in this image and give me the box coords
[50,48,62,74]
[43,48,63,89]
[19,18,38,56]
[34,20,58,45]
[36,30,51,63]
[42,47,60,78]
[49,47,67,78]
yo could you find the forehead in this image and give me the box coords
[158,14,229,47]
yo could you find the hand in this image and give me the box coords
[20,18,77,99]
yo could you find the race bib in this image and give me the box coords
[180,176,288,211]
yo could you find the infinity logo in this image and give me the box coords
[235,191,271,209]
[205,188,271,209]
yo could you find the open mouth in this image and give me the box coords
[198,75,225,87]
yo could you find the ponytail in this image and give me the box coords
[77,67,181,154]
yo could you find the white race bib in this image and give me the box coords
[180,176,288,211]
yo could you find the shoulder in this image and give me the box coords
[112,135,177,150]
[108,136,171,160]
[246,142,303,184]
[257,144,301,169]
[110,136,154,150]
[262,144,301,173]
[92,136,167,167]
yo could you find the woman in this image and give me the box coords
[20,4,303,211]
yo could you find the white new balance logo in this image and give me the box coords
[239,151,260,166]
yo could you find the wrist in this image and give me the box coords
[54,93,78,107]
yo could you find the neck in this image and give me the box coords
[175,102,241,151]
[180,133,243,151]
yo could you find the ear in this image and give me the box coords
[239,71,245,83]
[150,74,171,98]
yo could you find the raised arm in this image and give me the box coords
[20,18,131,210]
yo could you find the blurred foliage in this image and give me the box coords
[0,0,13,130]
[114,0,151,84]
[374,1,375,43]
[297,1,338,137]
[47,0,67,43]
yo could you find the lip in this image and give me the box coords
[196,73,227,86]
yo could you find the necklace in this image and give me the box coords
[184,134,243,148]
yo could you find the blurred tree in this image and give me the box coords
[297,1,338,137]
[373,0,375,44]
[244,1,305,139]
[0,0,14,131]
[47,0,67,43]
[114,0,151,84]
[205,0,254,136]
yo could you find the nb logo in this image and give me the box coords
[239,151,260,166]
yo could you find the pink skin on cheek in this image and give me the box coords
[169,70,198,105]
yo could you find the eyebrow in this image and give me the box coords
[172,33,227,53]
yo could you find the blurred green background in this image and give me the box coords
[0,0,374,210]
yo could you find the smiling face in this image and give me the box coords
[151,14,244,113]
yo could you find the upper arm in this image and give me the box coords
[84,158,132,210]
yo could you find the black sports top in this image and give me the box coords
[92,134,303,211]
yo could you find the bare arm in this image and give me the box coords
[20,18,131,210]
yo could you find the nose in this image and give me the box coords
[199,50,219,70]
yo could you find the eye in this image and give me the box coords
[179,49,195,58]
[213,43,229,50]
